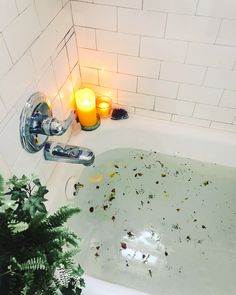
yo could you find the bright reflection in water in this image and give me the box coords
[121,229,165,266]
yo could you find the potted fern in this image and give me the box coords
[0,174,85,295]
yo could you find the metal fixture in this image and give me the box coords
[19,92,95,166]
[44,142,95,166]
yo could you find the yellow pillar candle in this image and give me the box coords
[75,88,98,128]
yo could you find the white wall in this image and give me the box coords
[0,0,81,182]
[72,0,236,133]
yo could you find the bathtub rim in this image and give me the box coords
[68,114,236,168]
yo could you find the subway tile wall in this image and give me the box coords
[0,0,82,182]
[72,0,236,133]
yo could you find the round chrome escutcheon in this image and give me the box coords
[20,92,51,153]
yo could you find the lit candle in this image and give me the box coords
[75,88,98,129]
[96,96,112,118]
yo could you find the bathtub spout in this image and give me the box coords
[44,141,95,166]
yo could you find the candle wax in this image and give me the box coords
[75,88,97,127]
[97,102,111,118]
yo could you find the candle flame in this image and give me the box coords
[75,88,96,107]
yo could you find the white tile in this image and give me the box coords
[113,103,134,113]
[118,55,160,78]
[37,63,58,99]
[3,5,41,62]
[71,63,82,91]
[211,122,236,133]
[72,2,117,31]
[205,68,236,91]
[135,108,172,120]
[62,0,69,6]
[53,47,70,89]
[31,4,72,72]
[118,90,155,109]
[172,115,210,127]
[143,0,198,15]
[94,0,142,9]
[99,71,137,92]
[160,62,206,84]
[138,77,178,98]
[140,37,188,63]
[118,8,167,38]
[216,20,236,46]
[0,0,18,31]
[0,153,12,179]
[58,76,74,114]
[0,34,12,79]
[66,34,78,71]
[78,48,117,71]
[96,30,139,55]
[178,84,222,105]
[166,14,220,43]
[0,52,35,111]
[82,83,118,103]
[15,82,38,115]
[194,104,236,123]
[197,0,236,19]
[35,0,62,29]
[155,97,195,116]
[75,26,96,49]
[52,3,73,45]
[81,67,99,85]
[0,98,7,123]
[16,0,32,13]
[31,25,57,72]
[220,91,236,109]
[51,94,64,121]
[36,159,56,184]
[12,149,42,178]
[0,111,23,167]
[186,43,236,69]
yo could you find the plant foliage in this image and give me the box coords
[0,175,84,295]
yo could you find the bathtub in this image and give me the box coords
[47,115,236,295]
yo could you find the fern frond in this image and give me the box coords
[46,206,80,228]
[62,248,80,261]
[28,212,47,230]
[0,174,4,194]
[51,228,80,247]
[11,257,48,271]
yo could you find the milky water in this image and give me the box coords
[68,148,236,295]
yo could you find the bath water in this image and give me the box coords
[69,148,236,295]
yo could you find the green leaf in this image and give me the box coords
[0,174,4,194]
[0,174,84,295]
[23,195,47,218]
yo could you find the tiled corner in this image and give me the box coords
[0,3,80,181]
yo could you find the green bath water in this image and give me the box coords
[69,148,236,295]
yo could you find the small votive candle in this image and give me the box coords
[75,88,100,130]
[96,96,112,118]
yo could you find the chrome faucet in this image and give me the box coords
[44,141,95,166]
[20,92,95,166]
[30,109,75,136]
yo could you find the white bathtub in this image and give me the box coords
[47,115,236,295]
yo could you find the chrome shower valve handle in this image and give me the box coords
[30,110,76,136]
